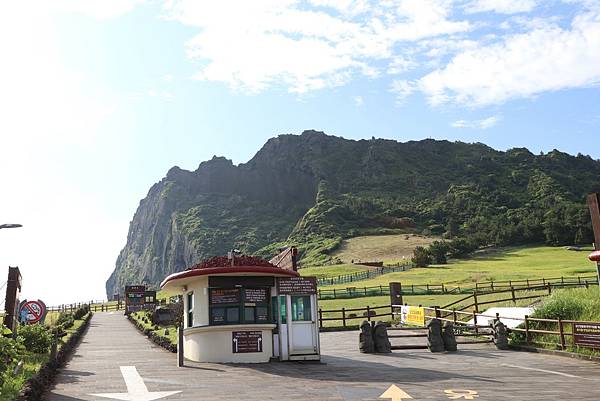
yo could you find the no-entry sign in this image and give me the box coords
[18,299,47,325]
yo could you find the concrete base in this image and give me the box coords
[183,324,275,363]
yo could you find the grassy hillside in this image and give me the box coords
[302,246,596,288]
[329,233,437,263]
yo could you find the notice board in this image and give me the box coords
[232,331,263,353]
[574,322,600,348]
[278,277,317,295]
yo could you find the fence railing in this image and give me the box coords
[48,301,123,313]
[421,306,600,352]
[317,278,598,329]
[316,263,412,286]
[316,274,598,300]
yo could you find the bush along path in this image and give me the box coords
[0,306,93,401]
[128,312,177,353]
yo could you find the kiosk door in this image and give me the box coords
[287,294,319,357]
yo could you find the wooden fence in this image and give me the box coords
[316,263,412,286]
[316,274,597,300]
[317,278,598,329]
[422,306,600,351]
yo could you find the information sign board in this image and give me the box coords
[278,277,317,295]
[574,322,600,348]
[210,288,241,304]
[399,305,425,326]
[232,331,263,353]
[125,285,146,314]
[244,288,268,303]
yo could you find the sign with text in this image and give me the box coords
[278,277,317,295]
[125,285,146,314]
[232,331,263,353]
[399,305,425,326]
[244,288,268,303]
[573,322,600,348]
[210,288,241,305]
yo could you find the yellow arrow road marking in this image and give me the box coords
[379,384,413,400]
[444,389,479,399]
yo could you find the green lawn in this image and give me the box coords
[299,263,368,279]
[316,246,595,290]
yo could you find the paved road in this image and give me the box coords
[48,313,600,401]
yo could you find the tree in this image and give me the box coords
[412,246,432,267]
[428,241,449,264]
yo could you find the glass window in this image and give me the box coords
[291,296,312,321]
[186,292,194,328]
[256,306,269,323]
[244,307,255,322]
[226,307,240,323]
[211,307,225,324]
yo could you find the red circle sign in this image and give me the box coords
[19,300,46,324]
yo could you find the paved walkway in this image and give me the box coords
[48,313,600,401]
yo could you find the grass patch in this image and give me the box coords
[315,246,595,289]
[299,264,368,279]
[130,312,177,345]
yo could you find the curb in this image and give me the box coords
[15,312,93,401]
[509,344,600,363]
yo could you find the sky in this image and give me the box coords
[1,0,600,306]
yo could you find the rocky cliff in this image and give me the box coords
[106,130,600,297]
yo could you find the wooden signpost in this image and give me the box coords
[3,266,22,334]
[587,193,600,285]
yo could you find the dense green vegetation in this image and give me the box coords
[109,131,600,295]
[0,305,91,401]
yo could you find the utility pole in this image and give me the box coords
[587,193,600,285]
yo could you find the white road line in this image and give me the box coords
[501,363,581,378]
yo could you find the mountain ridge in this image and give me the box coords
[105,130,599,297]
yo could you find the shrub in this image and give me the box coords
[412,246,432,267]
[73,304,90,320]
[428,241,449,264]
[0,334,23,387]
[18,324,53,354]
[56,312,75,329]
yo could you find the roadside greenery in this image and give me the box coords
[0,304,91,401]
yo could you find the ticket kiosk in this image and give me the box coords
[160,255,320,363]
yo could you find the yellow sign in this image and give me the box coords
[444,389,479,399]
[380,385,413,400]
[400,306,425,326]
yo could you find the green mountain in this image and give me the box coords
[105,131,599,297]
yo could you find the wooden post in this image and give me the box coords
[473,310,479,334]
[364,287,367,296]
[441,283,445,293]
[548,283,552,295]
[524,315,530,345]
[366,305,371,322]
[491,281,494,291]
[389,282,403,307]
[453,308,457,324]
[587,193,600,285]
[434,306,440,318]
[177,323,184,367]
[333,288,336,298]
[473,292,479,313]
[342,308,346,327]
[558,319,565,350]
[511,287,516,303]
[318,309,323,328]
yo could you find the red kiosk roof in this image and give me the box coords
[160,255,300,289]
[589,250,600,262]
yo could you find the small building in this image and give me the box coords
[160,254,320,363]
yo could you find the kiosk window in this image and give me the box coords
[186,292,194,328]
[209,287,270,325]
[291,296,311,321]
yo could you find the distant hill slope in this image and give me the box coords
[105,130,600,297]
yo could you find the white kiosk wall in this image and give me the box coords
[277,277,320,361]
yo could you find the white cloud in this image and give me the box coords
[465,0,538,14]
[353,95,364,106]
[419,9,600,106]
[390,79,417,103]
[56,0,145,19]
[451,115,501,128]
[164,0,470,93]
